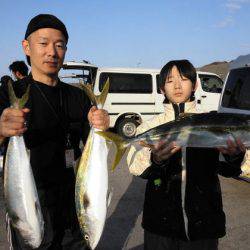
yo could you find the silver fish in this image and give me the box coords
[97,112,250,169]
[4,81,44,248]
[98,111,250,241]
[75,80,110,250]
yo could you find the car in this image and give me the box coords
[61,61,224,138]
[218,54,250,182]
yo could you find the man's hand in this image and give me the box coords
[218,138,246,156]
[0,108,30,139]
[152,140,181,164]
[87,106,110,131]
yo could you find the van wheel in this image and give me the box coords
[117,118,139,138]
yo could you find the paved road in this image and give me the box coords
[0,166,249,250]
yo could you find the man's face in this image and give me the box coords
[163,66,195,104]
[22,28,67,77]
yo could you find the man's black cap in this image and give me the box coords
[25,14,68,41]
[24,14,68,65]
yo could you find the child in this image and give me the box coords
[127,60,245,250]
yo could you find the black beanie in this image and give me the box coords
[24,14,69,65]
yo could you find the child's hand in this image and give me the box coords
[217,138,246,156]
[152,140,181,164]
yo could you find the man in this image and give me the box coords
[0,14,109,249]
[9,60,29,80]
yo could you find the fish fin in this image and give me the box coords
[7,80,18,107]
[35,201,39,214]
[83,193,90,210]
[179,113,196,119]
[138,141,154,149]
[107,188,113,207]
[8,211,20,228]
[96,78,110,107]
[8,80,30,109]
[81,83,97,106]
[80,78,110,108]
[96,131,128,171]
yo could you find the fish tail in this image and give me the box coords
[81,79,110,108]
[96,131,128,171]
[80,83,97,106]
[96,78,110,107]
[8,80,30,109]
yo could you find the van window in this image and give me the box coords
[221,68,250,110]
[99,73,152,93]
[199,75,223,93]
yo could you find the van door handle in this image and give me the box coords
[201,95,207,98]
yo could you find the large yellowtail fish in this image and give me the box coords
[75,80,110,250]
[96,112,250,170]
[4,81,44,248]
[97,111,250,240]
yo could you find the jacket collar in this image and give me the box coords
[163,101,197,120]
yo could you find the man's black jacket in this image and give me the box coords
[0,76,91,230]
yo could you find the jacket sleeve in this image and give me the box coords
[240,149,250,176]
[216,151,245,177]
[79,90,92,144]
[0,82,10,116]
[139,154,170,179]
[127,122,152,176]
[127,118,171,178]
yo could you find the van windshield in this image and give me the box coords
[99,73,152,93]
[221,67,250,110]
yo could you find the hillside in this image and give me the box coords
[198,61,229,80]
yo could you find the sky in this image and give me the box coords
[0,0,250,77]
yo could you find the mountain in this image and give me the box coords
[197,61,229,80]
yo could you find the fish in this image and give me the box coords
[96,112,250,170]
[75,80,110,250]
[4,81,44,248]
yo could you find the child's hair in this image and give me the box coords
[159,59,197,90]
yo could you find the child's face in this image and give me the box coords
[162,66,195,104]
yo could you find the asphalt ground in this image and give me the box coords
[0,165,249,250]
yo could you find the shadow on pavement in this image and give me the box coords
[98,176,145,250]
[129,245,143,250]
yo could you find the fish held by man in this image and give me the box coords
[97,112,250,170]
[4,81,44,248]
[75,80,110,250]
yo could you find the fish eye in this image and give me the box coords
[84,234,89,241]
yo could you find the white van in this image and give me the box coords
[61,61,223,137]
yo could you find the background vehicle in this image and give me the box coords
[218,54,250,115]
[218,54,250,182]
[61,61,223,138]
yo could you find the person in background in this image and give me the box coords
[9,60,29,80]
[0,75,13,86]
